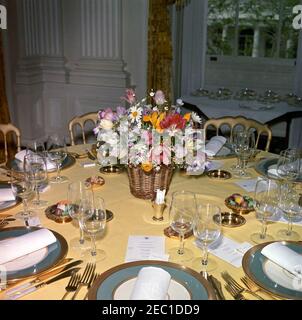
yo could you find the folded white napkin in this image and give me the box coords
[130,267,171,300]
[0,188,16,202]
[0,228,57,265]
[15,150,56,171]
[205,136,227,157]
[261,242,302,279]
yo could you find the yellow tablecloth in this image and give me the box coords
[0,148,300,300]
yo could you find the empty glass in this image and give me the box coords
[81,197,107,263]
[192,202,221,273]
[169,191,197,263]
[24,154,48,208]
[251,178,279,244]
[277,187,302,241]
[67,181,93,251]
[47,135,68,183]
[277,149,301,185]
[10,171,35,226]
[233,131,256,179]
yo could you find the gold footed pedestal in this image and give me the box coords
[152,202,166,222]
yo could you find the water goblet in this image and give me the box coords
[10,171,36,227]
[24,154,48,208]
[277,187,302,241]
[192,202,221,273]
[47,135,68,183]
[67,181,93,251]
[81,197,107,263]
[250,178,279,244]
[168,191,197,263]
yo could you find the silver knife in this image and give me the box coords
[6,260,83,296]
[7,268,81,300]
[208,275,226,300]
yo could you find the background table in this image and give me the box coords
[1,146,300,300]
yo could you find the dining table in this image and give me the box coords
[0,144,301,300]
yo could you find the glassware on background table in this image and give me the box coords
[10,171,36,227]
[47,134,68,184]
[81,197,107,263]
[233,131,256,179]
[67,181,93,251]
[277,187,302,241]
[24,154,48,208]
[168,191,197,263]
[250,178,279,244]
[192,202,221,273]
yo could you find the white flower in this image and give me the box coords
[129,106,142,123]
[176,99,184,106]
[191,112,202,124]
[100,119,114,130]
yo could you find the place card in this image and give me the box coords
[125,235,169,263]
[195,236,253,268]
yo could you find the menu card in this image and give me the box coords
[195,236,253,268]
[125,236,169,262]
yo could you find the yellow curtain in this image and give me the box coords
[147,0,175,102]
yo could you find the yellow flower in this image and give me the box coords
[143,114,151,122]
[142,162,153,172]
[183,113,191,122]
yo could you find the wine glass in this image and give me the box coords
[277,187,302,241]
[250,178,279,244]
[277,149,301,187]
[67,181,93,251]
[168,191,197,263]
[192,202,221,273]
[47,135,68,183]
[23,154,48,208]
[10,171,36,227]
[81,197,107,263]
[229,128,244,173]
[233,131,256,179]
[26,140,46,156]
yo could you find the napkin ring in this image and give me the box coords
[152,202,166,221]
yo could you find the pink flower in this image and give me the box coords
[99,108,116,121]
[154,90,166,105]
[122,89,136,104]
[150,145,171,166]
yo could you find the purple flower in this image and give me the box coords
[116,106,127,118]
[99,108,117,122]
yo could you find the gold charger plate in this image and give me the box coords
[0,226,68,284]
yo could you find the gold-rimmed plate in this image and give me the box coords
[88,260,216,300]
[0,182,22,213]
[242,241,302,300]
[0,226,68,284]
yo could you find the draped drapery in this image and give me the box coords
[0,31,12,163]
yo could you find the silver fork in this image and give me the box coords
[221,271,264,300]
[83,273,99,300]
[61,272,80,300]
[225,284,247,300]
[71,263,96,300]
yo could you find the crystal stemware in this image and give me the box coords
[47,134,68,184]
[24,154,48,208]
[192,202,221,273]
[250,178,279,244]
[277,187,302,241]
[67,181,93,251]
[277,149,301,187]
[81,197,107,263]
[10,171,36,227]
[168,191,196,263]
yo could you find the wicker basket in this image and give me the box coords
[127,165,174,200]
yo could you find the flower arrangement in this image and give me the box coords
[93,89,206,175]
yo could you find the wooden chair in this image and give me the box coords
[204,116,272,152]
[0,123,21,165]
[68,112,98,145]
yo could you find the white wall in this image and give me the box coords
[2,0,149,145]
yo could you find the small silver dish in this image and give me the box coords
[213,212,246,228]
[207,170,232,180]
